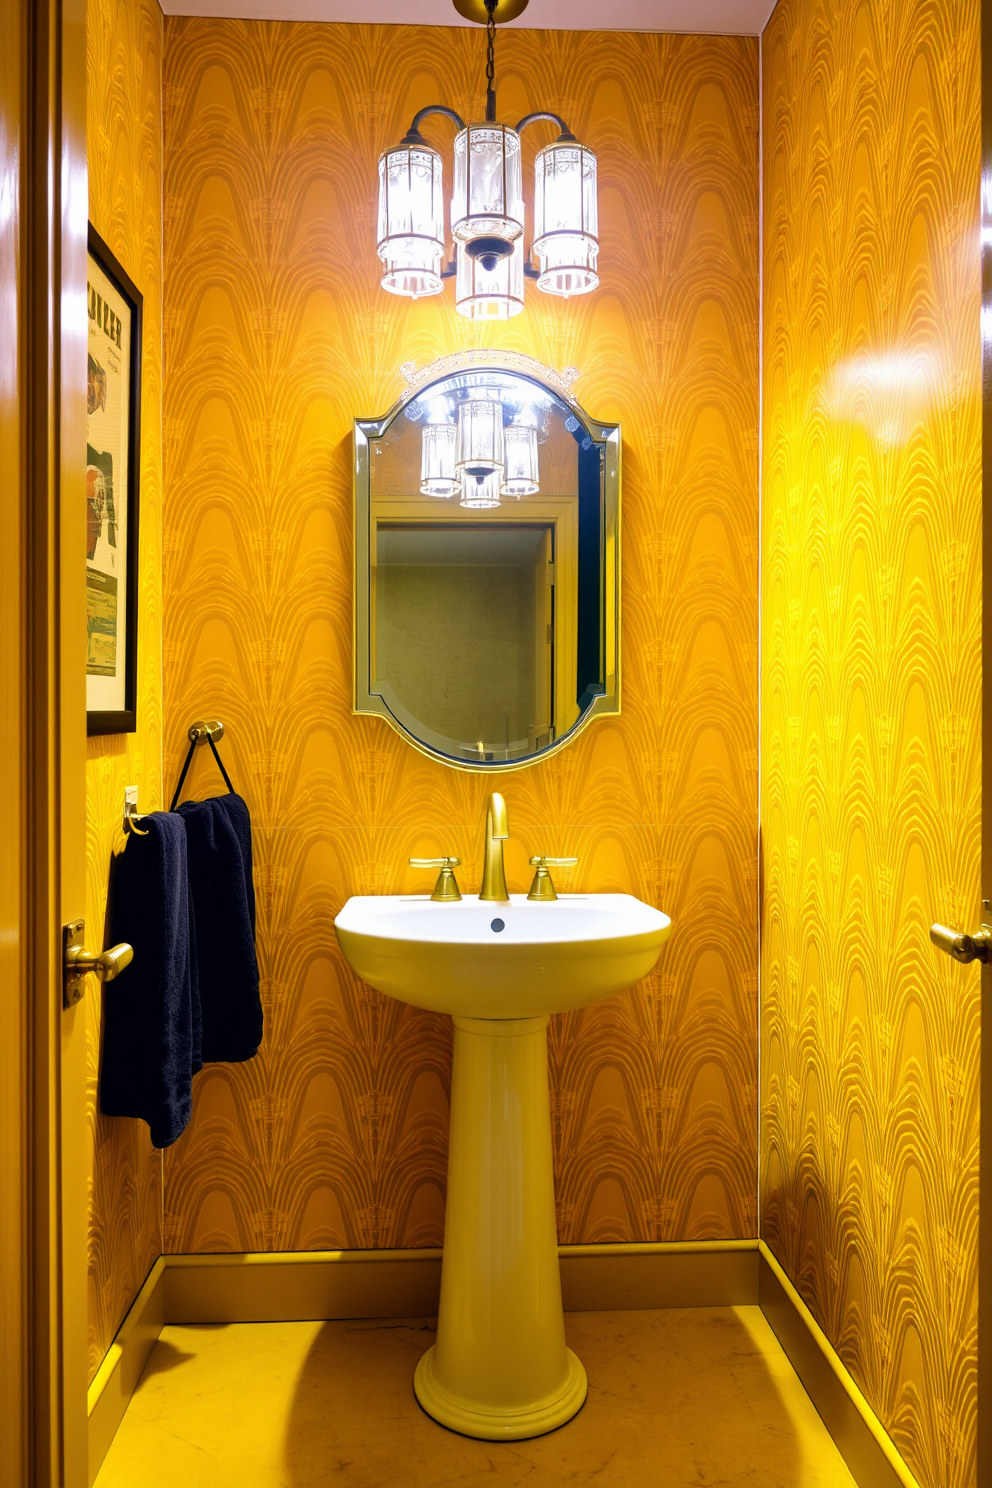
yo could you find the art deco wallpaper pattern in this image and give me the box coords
[85,0,165,1383]
[760,3,981,1487]
[161,20,760,1253]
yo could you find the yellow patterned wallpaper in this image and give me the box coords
[760,3,981,1487]
[86,0,164,1382]
[161,19,759,1253]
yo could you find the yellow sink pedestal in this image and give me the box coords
[414,1014,587,1440]
[334,892,672,1437]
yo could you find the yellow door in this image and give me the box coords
[0,7,27,1481]
[928,6,992,1479]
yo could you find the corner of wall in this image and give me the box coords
[84,0,166,1384]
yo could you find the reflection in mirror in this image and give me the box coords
[376,525,553,759]
[354,358,619,769]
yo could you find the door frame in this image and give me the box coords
[981,0,992,1480]
[1,0,88,1483]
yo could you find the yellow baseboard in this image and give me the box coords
[86,1257,166,1486]
[559,1238,759,1310]
[164,1245,445,1324]
[758,1242,921,1488]
[87,1239,920,1488]
[162,1238,760,1325]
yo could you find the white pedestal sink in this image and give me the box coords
[334,892,671,1440]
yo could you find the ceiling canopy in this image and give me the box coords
[158,0,776,35]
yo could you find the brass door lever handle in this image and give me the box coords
[930,923,992,964]
[63,919,133,1007]
[67,944,134,978]
[409,857,462,902]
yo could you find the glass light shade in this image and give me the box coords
[455,391,504,476]
[376,144,445,298]
[501,424,540,496]
[420,423,459,496]
[454,240,524,321]
[460,470,502,509]
[532,140,599,297]
[451,125,524,245]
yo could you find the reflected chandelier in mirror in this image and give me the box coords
[354,353,619,770]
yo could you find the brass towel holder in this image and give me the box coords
[170,718,235,811]
[123,721,231,836]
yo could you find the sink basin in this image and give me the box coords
[334,890,672,1442]
[334,892,671,1019]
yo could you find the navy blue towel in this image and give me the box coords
[177,793,262,1062]
[100,812,202,1148]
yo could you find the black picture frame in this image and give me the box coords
[86,224,142,736]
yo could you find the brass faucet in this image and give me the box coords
[527,855,578,901]
[409,857,462,902]
[479,792,510,902]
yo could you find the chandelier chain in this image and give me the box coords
[485,0,497,121]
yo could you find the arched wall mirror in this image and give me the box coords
[353,354,619,770]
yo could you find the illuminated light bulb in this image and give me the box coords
[455,391,505,476]
[376,144,445,299]
[501,425,539,496]
[420,423,459,497]
[454,239,524,321]
[532,139,599,297]
[451,124,524,265]
[460,470,502,509]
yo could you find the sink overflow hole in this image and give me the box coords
[490,918,506,933]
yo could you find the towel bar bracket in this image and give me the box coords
[63,919,134,1008]
[123,785,149,836]
[188,719,224,744]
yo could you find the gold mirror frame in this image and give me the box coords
[353,351,620,772]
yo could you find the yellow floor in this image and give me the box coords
[94,1307,858,1488]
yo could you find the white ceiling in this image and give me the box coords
[158,0,777,35]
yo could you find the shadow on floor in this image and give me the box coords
[280,1307,832,1488]
[137,1335,202,1381]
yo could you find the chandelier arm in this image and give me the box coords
[395,105,466,280]
[401,104,467,146]
[515,111,577,140]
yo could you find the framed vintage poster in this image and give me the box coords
[86,225,142,735]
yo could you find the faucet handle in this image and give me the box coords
[527,856,578,902]
[409,857,462,902]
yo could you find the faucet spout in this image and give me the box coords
[479,792,510,902]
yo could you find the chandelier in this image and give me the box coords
[419,384,541,505]
[375,0,600,320]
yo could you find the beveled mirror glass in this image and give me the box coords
[354,354,619,769]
